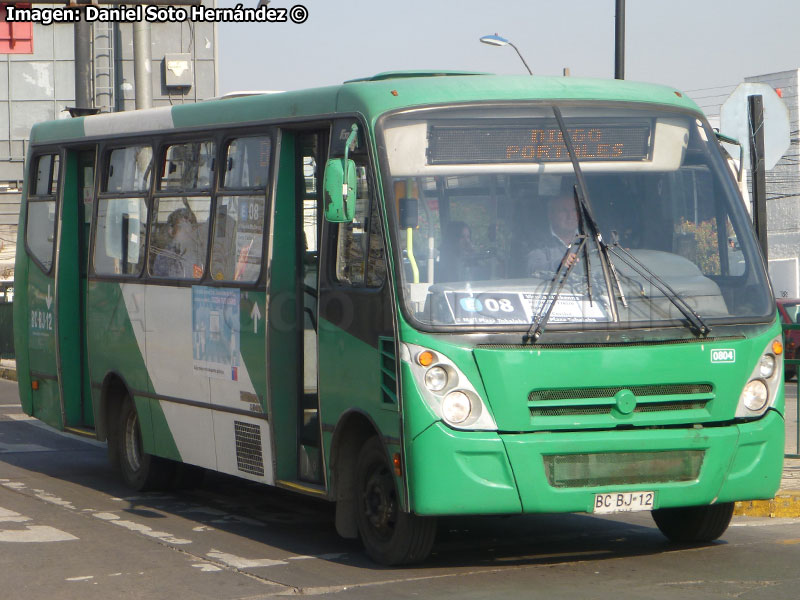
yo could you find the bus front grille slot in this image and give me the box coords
[543,450,705,488]
[529,384,713,402]
[234,421,265,477]
[530,399,709,417]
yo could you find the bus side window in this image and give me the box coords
[25,153,60,272]
[93,146,152,276]
[209,136,271,282]
[148,141,215,280]
[335,162,385,288]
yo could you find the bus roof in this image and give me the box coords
[29,73,702,145]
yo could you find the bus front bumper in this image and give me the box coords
[407,410,784,516]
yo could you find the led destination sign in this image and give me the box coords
[428,123,652,164]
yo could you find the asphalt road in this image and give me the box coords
[2,378,800,600]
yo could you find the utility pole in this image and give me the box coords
[749,94,769,262]
[73,1,92,109]
[133,18,152,109]
[615,0,625,79]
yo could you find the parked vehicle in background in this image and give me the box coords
[777,298,800,380]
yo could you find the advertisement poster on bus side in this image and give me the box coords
[192,286,241,381]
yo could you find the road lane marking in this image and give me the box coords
[192,563,223,572]
[0,525,78,542]
[66,576,94,582]
[92,512,192,545]
[206,550,287,568]
[0,507,30,523]
[33,489,76,510]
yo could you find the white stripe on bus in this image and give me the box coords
[83,105,174,137]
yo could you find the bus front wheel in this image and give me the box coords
[355,437,436,565]
[652,502,735,543]
[117,396,174,491]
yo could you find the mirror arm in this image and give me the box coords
[342,124,359,200]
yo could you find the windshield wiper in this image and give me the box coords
[526,233,588,342]
[607,243,711,336]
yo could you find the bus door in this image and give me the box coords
[57,148,95,430]
[23,152,62,428]
[268,129,326,487]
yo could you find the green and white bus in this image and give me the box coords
[14,72,784,564]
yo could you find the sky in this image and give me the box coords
[217,0,800,116]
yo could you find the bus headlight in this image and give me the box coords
[402,343,497,431]
[424,366,449,392]
[442,391,472,425]
[741,380,768,412]
[759,354,776,379]
[735,337,782,418]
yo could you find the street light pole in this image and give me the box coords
[615,0,625,79]
[479,34,532,75]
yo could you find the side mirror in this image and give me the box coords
[399,197,418,229]
[323,123,359,223]
[323,157,357,223]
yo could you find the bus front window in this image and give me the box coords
[380,104,773,334]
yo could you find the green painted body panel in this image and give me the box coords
[25,265,60,428]
[86,282,151,395]
[12,167,32,415]
[398,315,783,514]
[267,133,300,481]
[240,291,268,413]
[86,281,179,460]
[28,118,85,144]
[472,323,782,431]
[408,422,522,515]
[319,319,401,462]
[171,88,341,129]
[57,151,84,427]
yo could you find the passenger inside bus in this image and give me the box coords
[152,207,204,278]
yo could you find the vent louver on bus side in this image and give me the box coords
[234,421,265,476]
[379,337,397,404]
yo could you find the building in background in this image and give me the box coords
[0,3,219,279]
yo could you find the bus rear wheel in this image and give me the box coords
[355,437,436,565]
[117,396,174,491]
[652,502,735,543]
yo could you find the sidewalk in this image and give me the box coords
[0,359,798,515]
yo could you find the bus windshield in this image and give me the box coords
[380,103,773,334]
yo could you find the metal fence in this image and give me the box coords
[784,323,800,459]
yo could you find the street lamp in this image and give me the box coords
[479,33,533,75]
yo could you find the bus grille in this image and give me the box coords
[530,384,712,402]
[543,450,705,488]
[234,421,265,477]
[528,384,713,418]
[530,400,709,417]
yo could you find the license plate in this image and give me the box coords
[593,491,655,514]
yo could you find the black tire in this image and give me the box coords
[355,437,436,565]
[117,396,174,491]
[652,502,735,543]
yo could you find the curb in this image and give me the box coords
[734,492,800,517]
[0,367,16,382]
